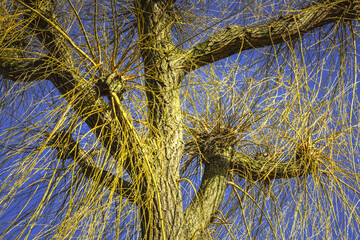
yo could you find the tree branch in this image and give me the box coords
[0,57,53,82]
[183,129,233,239]
[50,130,136,202]
[182,127,317,238]
[184,152,230,239]
[230,150,315,182]
[184,0,360,71]
[11,0,142,174]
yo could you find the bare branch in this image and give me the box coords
[231,150,315,182]
[184,0,360,71]
[0,57,52,82]
[183,129,233,239]
[49,130,136,202]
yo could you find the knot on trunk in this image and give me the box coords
[95,70,125,98]
[196,127,237,166]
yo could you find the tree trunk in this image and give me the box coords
[135,1,185,238]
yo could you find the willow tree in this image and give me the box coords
[1,0,360,239]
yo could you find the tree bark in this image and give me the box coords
[183,153,230,239]
[135,0,185,239]
[184,0,360,71]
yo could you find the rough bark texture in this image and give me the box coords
[184,129,235,239]
[135,1,185,239]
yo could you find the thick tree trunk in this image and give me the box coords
[138,68,185,239]
[135,1,185,239]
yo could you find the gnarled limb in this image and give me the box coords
[184,128,235,239]
[184,0,360,71]
[183,127,318,239]
[182,146,317,238]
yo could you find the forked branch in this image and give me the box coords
[183,128,319,238]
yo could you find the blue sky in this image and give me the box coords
[1,1,360,239]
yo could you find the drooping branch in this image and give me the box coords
[184,0,360,71]
[49,130,136,202]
